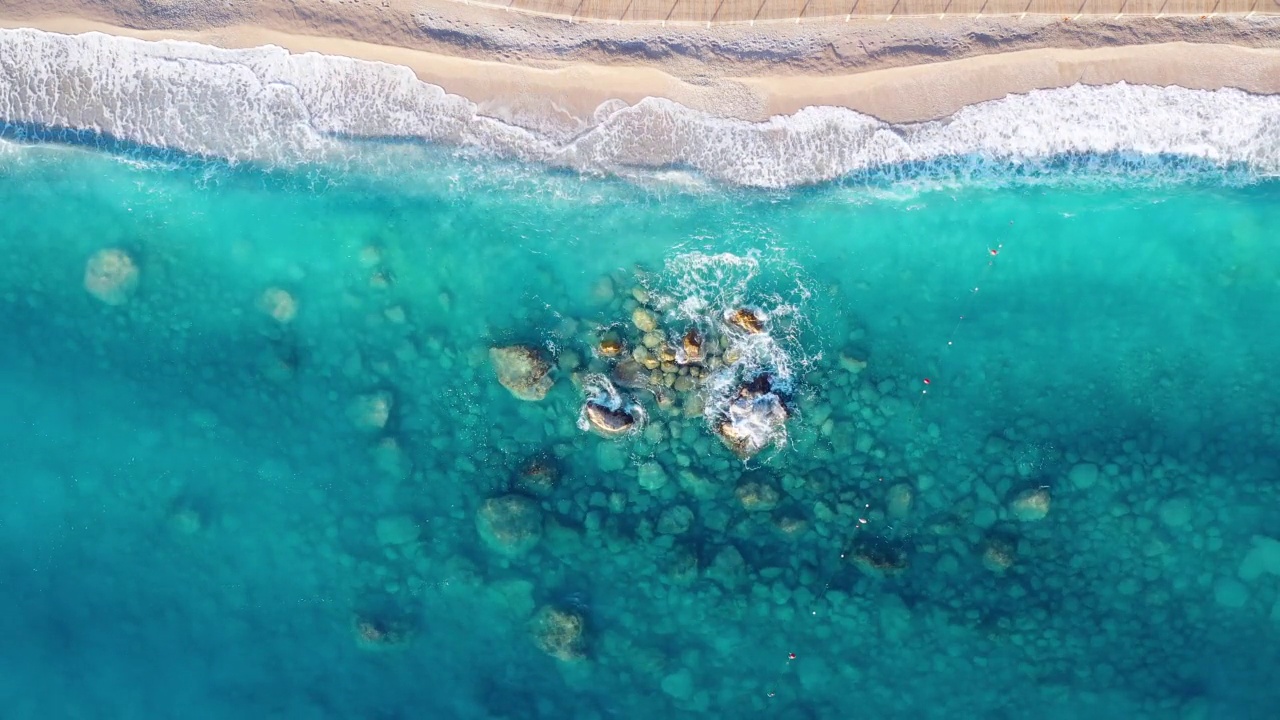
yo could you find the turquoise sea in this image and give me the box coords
[1,136,1279,720]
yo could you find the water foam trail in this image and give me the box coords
[1,28,1279,188]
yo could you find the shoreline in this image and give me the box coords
[1,4,1279,126]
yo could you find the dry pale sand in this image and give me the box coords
[1,0,1279,125]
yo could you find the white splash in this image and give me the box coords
[1,29,1279,187]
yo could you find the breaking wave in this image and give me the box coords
[1,28,1279,188]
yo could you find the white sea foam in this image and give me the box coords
[1,28,1279,187]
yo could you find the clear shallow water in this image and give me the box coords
[1,142,1279,720]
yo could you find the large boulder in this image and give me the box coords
[490,345,555,401]
[716,374,790,459]
[475,494,543,557]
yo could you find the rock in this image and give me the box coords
[578,375,645,438]
[1239,535,1280,581]
[348,391,393,431]
[632,308,658,333]
[735,481,779,512]
[372,437,412,481]
[657,505,694,535]
[584,401,638,436]
[774,515,807,537]
[638,462,669,492]
[726,307,765,334]
[661,668,695,700]
[257,287,298,324]
[715,374,790,459]
[982,535,1016,572]
[1158,496,1194,529]
[475,495,543,556]
[1213,576,1249,608]
[353,614,413,651]
[490,345,555,401]
[590,276,615,304]
[1068,463,1099,490]
[678,328,704,364]
[84,248,139,305]
[375,515,421,545]
[678,469,717,499]
[708,545,747,588]
[662,545,700,585]
[529,605,586,661]
[1008,487,1051,522]
[596,330,624,358]
[518,456,559,496]
[168,505,202,535]
[886,483,913,519]
[838,353,867,374]
[973,506,998,529]
[596,442,628,472]
[848,535,908,577]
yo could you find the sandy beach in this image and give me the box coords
[1,0,1279,127]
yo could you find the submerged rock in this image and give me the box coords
[632,307,658,333]
[848,535,909,577]
[84,248,139,306]
[353,614,414,651]
[529,605,586,661]
[475,494,544,557]
[715,374,790,459]
[257,287,298,324]
[348,391,393,431]
[1009,487,1051,522]
[375,515,421,546]
[982,534,1016,572]
[736,480,780,512]
[517,455,560,496]
[490,345,555,401]
[637,462,669,492]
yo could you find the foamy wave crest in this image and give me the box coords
[2,28,1279,187]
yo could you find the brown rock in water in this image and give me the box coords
[490,345,555,401]
[715,375,790,459]
[681,328,704,362]
[597,334,624,358]
[583,400,637,437]
[727,307,765,334]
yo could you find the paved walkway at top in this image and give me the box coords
[454,0,1278,23]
